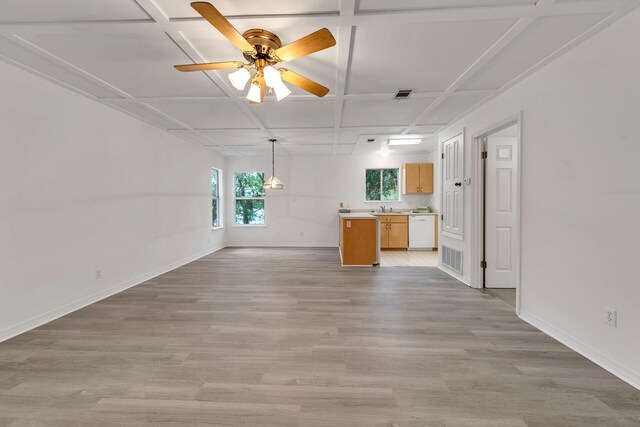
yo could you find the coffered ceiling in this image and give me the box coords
[0,0,637,156]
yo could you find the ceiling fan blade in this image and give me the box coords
[191,2,255,53]
[280,69,329,97]
[274,28,336,62]
[174,61,243,72]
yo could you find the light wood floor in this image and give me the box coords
[1,248,639,426]
[380,250,438,267]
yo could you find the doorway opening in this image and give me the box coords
[473,116,521,312]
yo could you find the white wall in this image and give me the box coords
[0,60,226,341]
[438,8,640,388]
[225,151,437,247]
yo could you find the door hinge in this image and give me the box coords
[441,153,444,159]
[481,151,488,159]
[480,260,487,268]
[440,214,444,221]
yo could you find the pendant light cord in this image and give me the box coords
[271,139,276,176]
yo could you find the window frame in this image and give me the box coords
[365,168,401,202]
[211,168,222,229]
[234,171,266,226]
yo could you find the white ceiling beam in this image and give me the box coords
[0,1,628,36]
[332,0,356,155]
[97,90,495,104]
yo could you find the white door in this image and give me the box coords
[442,134,464,238]
[484,133,518,288]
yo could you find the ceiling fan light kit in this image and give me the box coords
[174,2,336,104]
[228,67,251,90]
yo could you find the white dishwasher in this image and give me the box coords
[409,215,436,249]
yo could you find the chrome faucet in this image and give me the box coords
[380,205,386,213]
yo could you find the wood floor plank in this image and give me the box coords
[0,247,638,426]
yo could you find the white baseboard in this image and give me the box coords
[0,246,222,343]
[520,310,640,391]
[226,244,337,248]
[437,264,471,286]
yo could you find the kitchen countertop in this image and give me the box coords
[338,213,377,219]
[371,212,437,216]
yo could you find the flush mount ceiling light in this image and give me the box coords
[264,139,284,190]
[387,138,422,146]
[174,2,336,103]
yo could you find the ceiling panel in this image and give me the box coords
[342,98,437,127]
[419,94,489,125]
[154,0,339,19]
[23,32,226,97]
[0,0,149,22]
[461,13,608,90]
[180,23,338,96]
[198,130,265,146]
[146,101,257,129]
[352,134,437,155]
[0,36,118,98]
[110,103,186,130]
[282,144,334,155]
[357,0,535,12]
[347,19,516,93]
[272,129,333,145]
[250,100,334,128]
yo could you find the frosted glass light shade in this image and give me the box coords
[273,82,291,101]
[263,175,285,190]
[229,67,250,90]
[263,65,283,88]
[246,81,262,103]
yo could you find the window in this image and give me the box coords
[211,168,221,228]
[365,168,399,201]
[235,172,265,225]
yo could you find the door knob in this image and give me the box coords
[454,182,462,187]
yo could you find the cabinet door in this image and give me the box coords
[379,222,389,248]
[419,163,434,194]
[388,222,408,248]
[404,164,421,194]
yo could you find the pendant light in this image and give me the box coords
[264,139,285,190]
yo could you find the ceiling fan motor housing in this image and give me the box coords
[242,29,282,65]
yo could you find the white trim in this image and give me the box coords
[471,113,522,315]
[0,247,222,344]
[437,265,470,286]
[520,310,640,391]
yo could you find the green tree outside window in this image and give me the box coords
[365,168,399,201]
[235,172,265,224]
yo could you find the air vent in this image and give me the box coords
[394,89,413,99]
[442,245,463,275]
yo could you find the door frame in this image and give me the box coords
[470,112,522,314]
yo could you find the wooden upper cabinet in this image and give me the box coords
[403,163,433,194]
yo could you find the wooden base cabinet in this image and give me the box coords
[340,218,378,265]
[402,163,434,194]
[379,216,408,249]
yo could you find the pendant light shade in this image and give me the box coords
[263,65,282,88]
[264,139,284,190]
[246,80,262,103]
[229,67,251,90]
[273,82,292,101]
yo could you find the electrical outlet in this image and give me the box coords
[604,307,617,327]
[95,269,102,280]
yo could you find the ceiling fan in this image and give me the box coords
[174,2,336,103]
